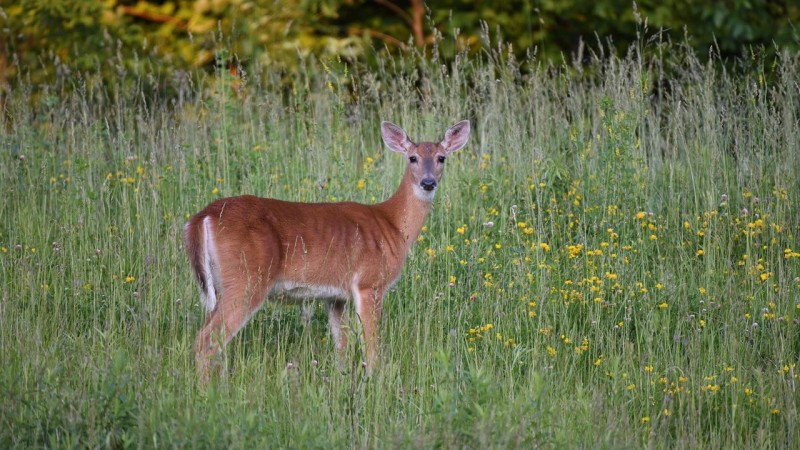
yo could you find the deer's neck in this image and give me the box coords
[377,167,434,252]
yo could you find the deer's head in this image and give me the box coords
[381,120,470,201]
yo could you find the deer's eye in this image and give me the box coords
[409,156,418,163]
[437,156,446,164]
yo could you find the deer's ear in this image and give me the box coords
[381,121,413,153]
[441,120,470,154]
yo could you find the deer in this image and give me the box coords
[184,120,470,380]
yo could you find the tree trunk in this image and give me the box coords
[410,0,425,47]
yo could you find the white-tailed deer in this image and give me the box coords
[185,120,470,379]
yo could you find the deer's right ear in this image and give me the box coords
[381,121,413,153]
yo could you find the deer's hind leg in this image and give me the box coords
[195,260,274,382]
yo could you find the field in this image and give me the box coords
[2,40,799,448]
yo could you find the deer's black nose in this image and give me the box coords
[420,179,437,191]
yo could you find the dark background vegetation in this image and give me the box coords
[2,0,798,91]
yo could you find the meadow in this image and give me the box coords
[1,37,799,448]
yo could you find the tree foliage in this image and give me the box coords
[1,0,798,90]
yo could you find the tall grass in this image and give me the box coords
[1,35,799,448]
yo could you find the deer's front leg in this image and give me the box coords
[325,299,349,359]
[355,287,383,376]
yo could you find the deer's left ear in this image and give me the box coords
[440,120,470,154]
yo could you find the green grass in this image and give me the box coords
[2,41,799,448]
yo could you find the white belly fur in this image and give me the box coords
[269,280,349,302]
